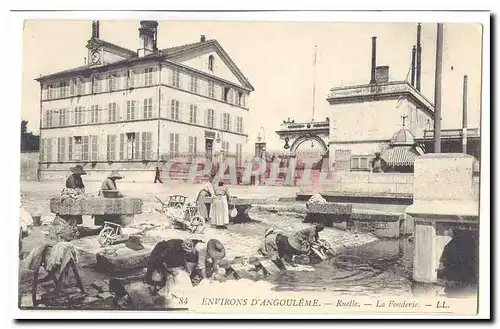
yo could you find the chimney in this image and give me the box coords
[375,66,389,83]
[138,20,158,57]
[411,45,416,86]
[370,37,377,84]
[92,20,100,39]
[416,23,422,91]
[200,35,206,42]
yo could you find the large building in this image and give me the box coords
[36,20,254,181]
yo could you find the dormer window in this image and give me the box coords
[208,55,214,71]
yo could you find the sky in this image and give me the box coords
[21,20,483,151]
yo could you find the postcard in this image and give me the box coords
[14,10,490,319]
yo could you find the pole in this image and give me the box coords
[312,45,318,122]
[370,37,377,84]
[462,75,468,154]
[416,23,422,91]
[433,23,444,153]
[411,46,416,86]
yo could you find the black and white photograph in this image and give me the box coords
[12,10,490,319]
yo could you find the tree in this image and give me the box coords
[21,120,28,134]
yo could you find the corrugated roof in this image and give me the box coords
[381,146,422,166]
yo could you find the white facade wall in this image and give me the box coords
[38,49,251,181]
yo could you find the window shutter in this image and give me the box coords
[135,132,141,160]
[67,137,72,161]
[220,113,224,130]
[141,132,147,160]
[119,133,125,160]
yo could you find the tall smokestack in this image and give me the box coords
[411,45,416,86]
[416,23,422,91]
[433,23,444,153]
[92,20,100,39]
[370,37,377,84]
[462,75,468,154]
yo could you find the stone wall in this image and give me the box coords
[299,171,414,196]
[20,152,39,181]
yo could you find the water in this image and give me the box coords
[270,237,477,298]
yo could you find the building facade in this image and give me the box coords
[36,21,254,181]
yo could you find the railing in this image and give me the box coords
[327,81,434,109]
[423,128,480,139]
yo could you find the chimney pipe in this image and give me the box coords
[462,75,468,154]
[416,23,422,91]
[370,37,377,84]
[200,35,206,42]
[433,23,444,153]
[92,20,100,39]
[411,45,416,86]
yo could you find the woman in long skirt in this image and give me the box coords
[210,184,230,228]
[196,173,216,221]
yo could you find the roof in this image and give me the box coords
[390,129,415,146]
[36,38,254,91]
[381,146,423,166]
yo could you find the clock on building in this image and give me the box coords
[91,50,100,64]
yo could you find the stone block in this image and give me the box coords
[95,245,153,275]
[413,154,477,202]
[306,202,352,215]
[352,210,402,238]
[50,197,143,216]
[91,280,108,292]
[259,259,281,275]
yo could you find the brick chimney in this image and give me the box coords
[200,35,206,42]
[375,66,389,83]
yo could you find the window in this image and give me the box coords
[122,133,139,160]
[82,136,90,161]
[206,108,215,128]
[92,77,101,93]
[59,108,67,126]
[126,101,136,120]
[143,98,153,119]
[208,81,215,98]
[108,102,118,122]
[144,68,154,86]
[170,100,180,121]
[237,92,244,106]
[72,136,82,161]
[105,75,112,92]
[91,105,99,123]
[236,143,243,166]
[236,116,243,133]
[44,110,54,127]
[222,113,230,131]
[222,141,229,153]
[189,105,197,124]
[127,70,136,88]
[141,132,153,160]
[107,135,116,161]
[208,55,214,71]
[190,76,198,93]
[222,87,230,101]
[74,107,84,125]
[169,133,179,155]
[227,89,234,104]
[189,136,197,154]
[48,84,55,99]
[241,93,247,107]
[91,135,98,161]
[350,156,371,171]
[170,70,180,88]
[70,80,75,96]
[109,74,119,91]
[57,137,66,162]
[59,81,69,98]
[76,79,85,95]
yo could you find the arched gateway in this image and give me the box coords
[275,119,330,156]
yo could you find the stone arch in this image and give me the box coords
[290,134,328,154]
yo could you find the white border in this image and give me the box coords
[5,8,491,321]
